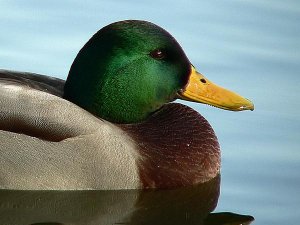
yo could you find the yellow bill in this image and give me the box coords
[178,66,254,111]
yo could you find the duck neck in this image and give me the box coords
[64,55,180,124]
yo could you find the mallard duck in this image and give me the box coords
[0,20,253,190]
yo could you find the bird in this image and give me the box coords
[0,20,254,190]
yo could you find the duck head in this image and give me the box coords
[64,20,254,123]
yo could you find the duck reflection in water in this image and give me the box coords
[0,174,254,225]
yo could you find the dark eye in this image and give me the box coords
[150,49,166,60]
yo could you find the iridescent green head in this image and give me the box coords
[64,20,253,123]
[64,20,190,123]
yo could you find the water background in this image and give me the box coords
[1,0,300,224]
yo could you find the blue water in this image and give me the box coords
[1,0,300,224]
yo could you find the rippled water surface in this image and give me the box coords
[1,0,299,224]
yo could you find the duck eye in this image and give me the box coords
[150,49,166,60]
